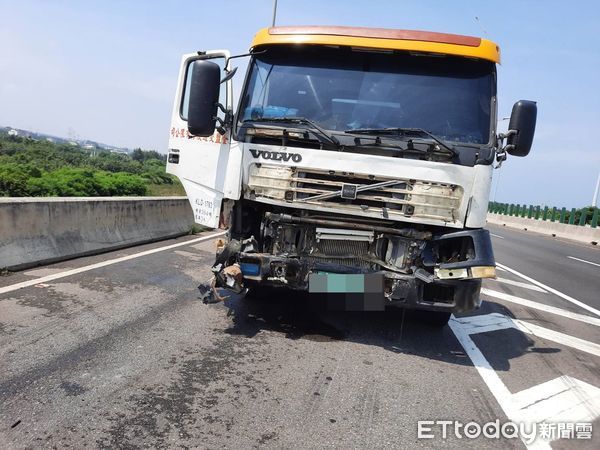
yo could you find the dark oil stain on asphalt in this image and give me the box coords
[220,291,477,365]
[258,431,278,445]
[16,287,83,316]
[60,381,88,396]
[223,292,348,342]
[97,331,269,449]
[229,311,347,342]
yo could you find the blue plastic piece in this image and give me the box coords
[240,262,260,276]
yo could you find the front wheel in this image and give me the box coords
[415,310,452,327]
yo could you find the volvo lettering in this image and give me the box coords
[249,149,302,163]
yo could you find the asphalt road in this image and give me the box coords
[0,225,599,449]
[487,223,600,310]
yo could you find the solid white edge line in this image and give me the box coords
[492,277,548,293]
[496,262,600,318]
[490,233,505,239]
[514,318,600,358]
[0,231,226,296]
[481,288,600,327]
[567,256,600,268]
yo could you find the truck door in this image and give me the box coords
[167,50,241,228]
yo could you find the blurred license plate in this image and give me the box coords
[308,273,384,311]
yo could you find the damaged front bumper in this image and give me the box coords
[205,222,494,313]
[235,252,483,313]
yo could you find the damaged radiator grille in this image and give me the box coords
[294,169,461,222]
[308,237,374,270]
[247,164,463,223]
[315,238,369,257]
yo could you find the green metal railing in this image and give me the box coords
[488,202,599,228]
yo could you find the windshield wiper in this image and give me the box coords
[344,127,456,156]
[243,117,340,146]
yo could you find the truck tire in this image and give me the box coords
[416,310,452,327]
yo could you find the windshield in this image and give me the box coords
[238,46,495,145]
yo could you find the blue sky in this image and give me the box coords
[1,0,599,207]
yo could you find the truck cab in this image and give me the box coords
[167,26,536,325]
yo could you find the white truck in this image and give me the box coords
[167,26,536,325]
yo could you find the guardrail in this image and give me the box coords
[487,211,600,245]
[488,202,599,228]
[0,197,195,270]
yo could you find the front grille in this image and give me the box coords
[293,168,462,222]
[247,164,463,223]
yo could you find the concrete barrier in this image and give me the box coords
[0,197,195,270]
[487,213,600,245]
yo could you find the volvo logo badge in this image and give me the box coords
[340,183,358,200]
[249,149,302,163]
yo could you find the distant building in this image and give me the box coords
[8,129,18,136]
[46,137,54,143]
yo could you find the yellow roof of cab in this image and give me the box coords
[251,26,500,63]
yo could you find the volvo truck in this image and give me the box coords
[167,26,537,325]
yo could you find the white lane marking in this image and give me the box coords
[0,232,226,296]
[453,313,600,357]
[496,262,600,318]
[490,277,548,293]
[496,266,507,272]
[481,288,600,327]
[449,318,535,448]
[511,376,600,423]
[512,319,600,356]
[490,233,505,239]
[567,256,600,268]
[450,314,600,448]
[448,317,515,407]
[516,319,600,357]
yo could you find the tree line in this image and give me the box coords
[0,133,183,197]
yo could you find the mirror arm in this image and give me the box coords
[494,129,519,167]
[213,107,233,135]
[494,146,507,168]
[225,49,267,67]
[215,118,226,135]
[220,66,238,84]
[497,129,517,140]
[216,102,227,114]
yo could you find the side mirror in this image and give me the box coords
[187,60,221,137]
[506,100,537,157]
